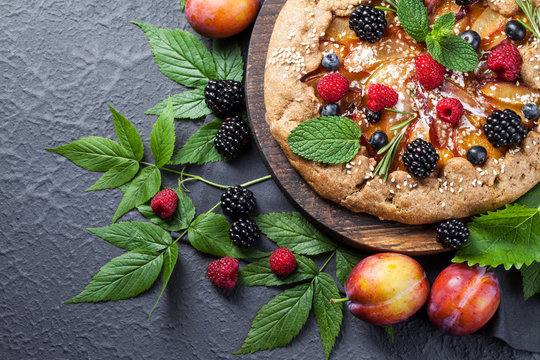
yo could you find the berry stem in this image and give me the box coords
[171,227,190,247]
[240,174,273,187]
[330,297,350,304]
[206,201,222,215]
[319,251,336,272]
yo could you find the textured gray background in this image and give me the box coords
[1,0,539,359]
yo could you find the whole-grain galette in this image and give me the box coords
[264,0,540,224]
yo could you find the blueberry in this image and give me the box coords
[320,103,340,116]
[369,131,388,150]
[459,30,481,51]
[365,109,382,124]
[505,20,526,41]
[321,53,340,71]
[466,145,487,165]
[522,103,540,120]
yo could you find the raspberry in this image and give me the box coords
[349,5,387,44]
[229,218,260,247]
[402,138,440,178]
[436,98,464,124]
[317,73,350,103]
[221,185,257,218]
[269,248,297,276]
[214,115,250,157]
[483,109,528,148]
[206,257,239,289]
[436,219,469,249]
[415,54,446,89]
[487,44,522,81]
[366,84,398,111]
[204,80,245,117]
[150,189,178,218]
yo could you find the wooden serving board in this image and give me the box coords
[245,0,448,255]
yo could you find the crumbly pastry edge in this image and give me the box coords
[263,0,540,225]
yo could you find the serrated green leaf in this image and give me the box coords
[188,213,268,259]
[113,166,161,223]
[521,262,540,300]
[151,243,178,314]
[108,104,144,161]
[87,221,172,252]
[429,33,479,72]
[150,98,175,168]
[66,250,163,303]
[169,117,225,165]
[431,12,455,39]
[515,182,540,208]
[138,190,195,232]
[335,248,364,286]
[453,204,540,270]
[238,255,319,287]
[213,40,244,82]
[287,117,362,164]
[46,136,133,172]
[86,160,139,192]
[314,273,343,360]
[133,22,216,88]
[255,212,337,255]
[145,89,211,119]
[397,0,430,42]
[235,283,314,354]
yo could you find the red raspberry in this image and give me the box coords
[317,73,350,103]
[206,257,239,289]
[150,189,178,218]
[415,54,446,89]
[366,84,399,111]
[436,98,464,124]
[487,44,522,81]
[269,248,297,276]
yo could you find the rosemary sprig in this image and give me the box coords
[516,0,540,40]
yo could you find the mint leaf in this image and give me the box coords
[138,190,195,232]
[314,273,343,360]
[522,262,540,300]
[428,33,479,72]
[133,22,216,88]
[431,12,455,39]
[169,117,225,165]
[150,97,176,168]
[66,250,163,303]
[87,221,172,252]
[516,183,540,208]
[255,212,337,255]
[238,255,319,287]
[397,0,430,42]
[453,204,540,270]
[109,105,144,161]
[151,243,178,313]
[46,136,133,172]
[287,117,362,164]
[113,166,161,223]
[235,283,314,354]
[188,213,267,259]
[335,248,364,286]
[86,160,139,192]
[145,89,211,119]
[213,39,244,82]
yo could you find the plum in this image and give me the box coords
[428,263,500,336]
[185,0,259,39]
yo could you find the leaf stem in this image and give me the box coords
[319,251,336,272]
[240,174,273,187]
[171,228,190,247]
[206,201,222,215]
[376,6,396,13]
[330,297,349,304]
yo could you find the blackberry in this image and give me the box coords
[229,218,260,247]
[436,219,469,249]
[365,109,382,124]
[349,5,387,44]
[402,138,440,178]
[455,0,475,5]
[483,109,528,148]
[221,185,257,218]
[204,79,245,117]
[214,116,250,157]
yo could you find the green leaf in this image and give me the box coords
[87,221,172,252]
[150,98,176,168]
[145,89,211,119]
[453,204,540,270]
[335,248,364,286]
[313,273,343,360]
[66,250,163,303]
[397,0,430,42]
[180,0,186,12]
[169,117,225,165]
[431,12,455,39]
[515,183,540,208]
[238,255,319,287]
[255,212,337,255]
[188,213,268,259]
[113,166,162,223]
[133,22,216,88]
[86,160,139,192]
[212,40,244,82]
[138,190,196,232]
[151,243,178,314]
[235,283,314,354]
[46,136,132,172]
[522,262,540,300]
[287,117,362,164]
[381,325,394,341]
[428,33,479,72]
[108,104,144,161]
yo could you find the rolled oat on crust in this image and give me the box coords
[487,0,519,16]
[264,0,540,224]
[519,39,540,90]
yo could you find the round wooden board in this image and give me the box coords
[245,0,449,255]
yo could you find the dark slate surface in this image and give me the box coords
[1,0,539,359]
